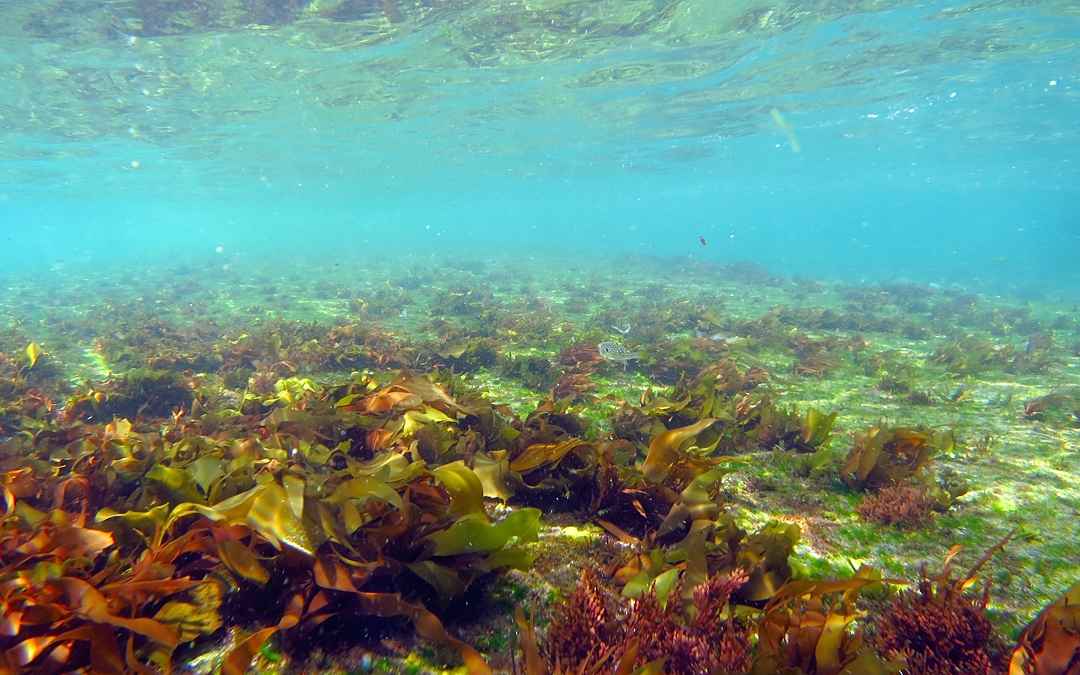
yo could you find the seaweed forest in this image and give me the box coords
[1,250,1078,675]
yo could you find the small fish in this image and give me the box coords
[598,341,643,362]
[700,235,707,245]
[400,309,408,319]
[711,334,745,345]
[611,323,632,335]
[770,108,801,153]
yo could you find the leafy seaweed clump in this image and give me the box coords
[840,424,968,513]
[857,483,935,528]
[541,567,753,675]
[0,373,547,675]
[751,568,902,675]
[1010,580,1080,675]
[872,544,1011,675]
[90,368,196,421]
[1021,390,1079,425]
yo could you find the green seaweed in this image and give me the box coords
[0,249,1078,674]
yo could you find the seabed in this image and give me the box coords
[2,248,1078,675]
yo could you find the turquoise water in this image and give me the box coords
[1,0,1078,292]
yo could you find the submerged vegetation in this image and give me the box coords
[1,249,1079,675]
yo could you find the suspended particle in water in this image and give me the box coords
[216,246,224,253]
[130,160,141,169]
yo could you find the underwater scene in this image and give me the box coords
[2,0,1079,674]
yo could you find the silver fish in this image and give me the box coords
[709,334,745,344]
[598,341,641,361]
[696,331,744,345]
